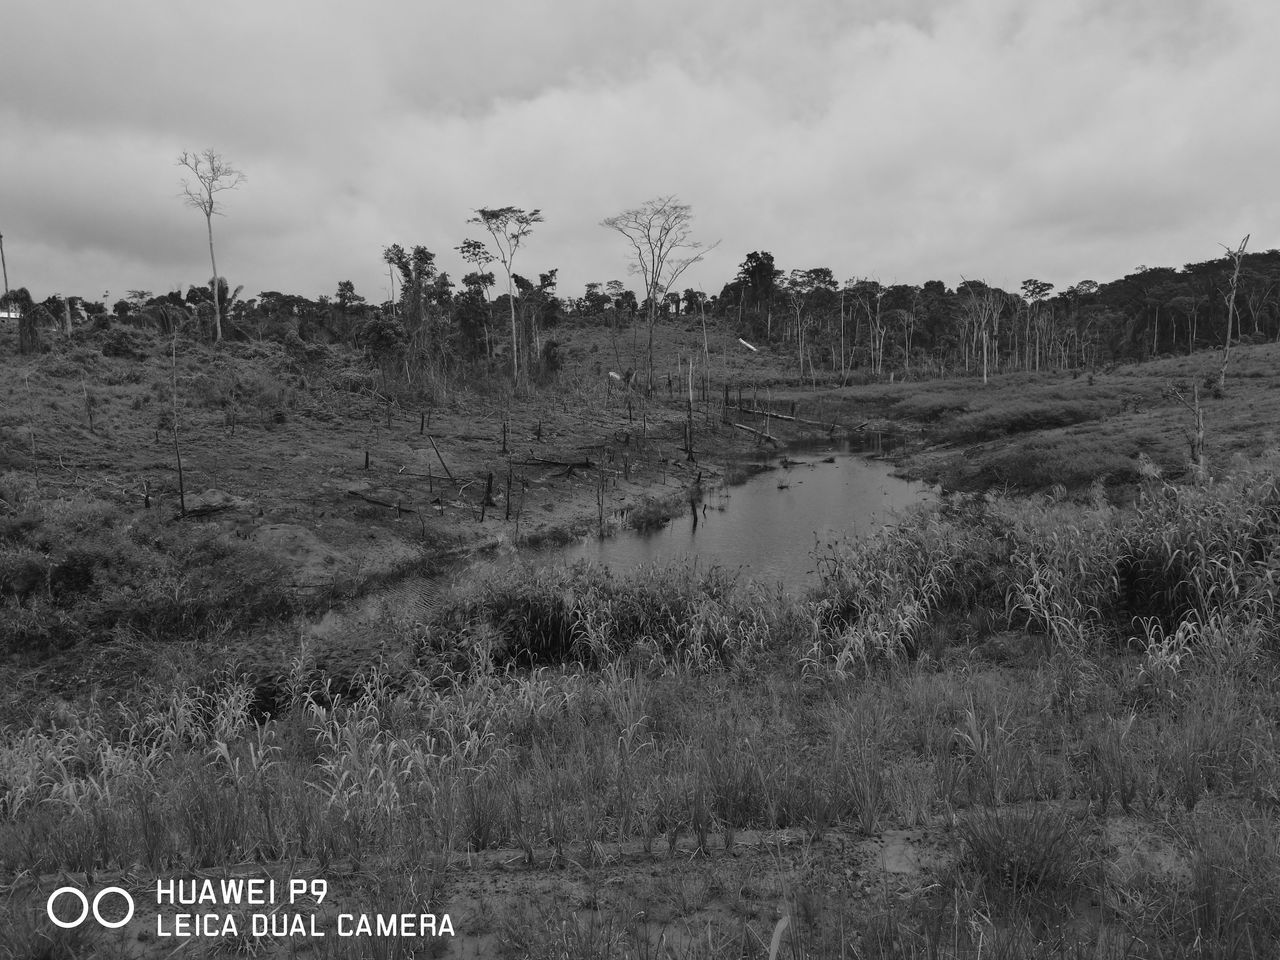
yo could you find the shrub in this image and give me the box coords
[99,327,155,360]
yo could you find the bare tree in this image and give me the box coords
[959,280,1006,384]
[1216,234,1249,394]
[468,208,542,387]
[0,229,9,309]
[178,149,246,342]
[601,196,717,390]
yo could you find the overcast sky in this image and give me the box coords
[2,0,1275,308]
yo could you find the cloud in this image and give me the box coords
[1,0,1275,306]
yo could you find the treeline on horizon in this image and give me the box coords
[4,243,1279,385]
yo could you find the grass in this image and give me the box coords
[4,324,1280,956]
[804,341,1280,492]
[2,456,1277,954]
[0,477,300,654]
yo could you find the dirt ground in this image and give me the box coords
[14,797,1229,959]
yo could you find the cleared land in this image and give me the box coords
[2,321,1279,958]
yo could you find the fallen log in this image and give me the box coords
[525,456,595,470]
[347,490,417,513]
[730,422,778,445]
[725,405,871,432]
[727,404,797,422]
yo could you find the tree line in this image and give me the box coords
[3,159,1273,391]
[6,242,1275,376]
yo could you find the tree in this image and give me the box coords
[333,280,366,345]
[468,208,543,387]
[580,282,613,320]
[1019,279,1054,371]
[0,230,10,313]
[383,244,452,383]
[737,252,780,324]
[783,268,838,374]
[958,280,1006,384]
[682,288,708,316]
[601,196,717,389]
[178,149,245,342]
[383,244,439,334]
[1217,234,1249,393]
[456,239,497,358]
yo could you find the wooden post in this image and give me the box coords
[419,411,425,435]
[173,432,186,515]
[82,381,94,434]
[502,420,508,454]
[514,475,527,534]
[505,467,512,521]
[480,472,493,521]
[364,451,369,470]
[686,355,696,463]
[596,461,605,538]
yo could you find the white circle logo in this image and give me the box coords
[46,886,135,929]
[46,887,88,929]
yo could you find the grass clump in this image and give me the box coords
[0,491,298,652]
[954,804,1097,910]
[422,559,796,669]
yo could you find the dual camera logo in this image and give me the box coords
[46,886,135,930]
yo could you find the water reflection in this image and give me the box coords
[543,436,933,593]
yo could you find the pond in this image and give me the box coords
[307,434,935,639]
[459,433,934,595]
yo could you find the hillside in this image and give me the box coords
[3,318,1279,959]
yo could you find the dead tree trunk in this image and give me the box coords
[1217,234,1249,395]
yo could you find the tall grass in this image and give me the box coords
[4,455,1280,956]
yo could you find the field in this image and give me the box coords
[2,319,1280,958]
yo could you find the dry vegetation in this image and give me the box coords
[2,321,1280,958]
[818,342,1280,491]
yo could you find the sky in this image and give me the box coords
[1,0,1276,309]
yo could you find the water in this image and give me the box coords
[454,435,934,595]
[309,436,933,638]
[548,438,933,592]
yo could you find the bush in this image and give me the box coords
[98,327,155,360]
